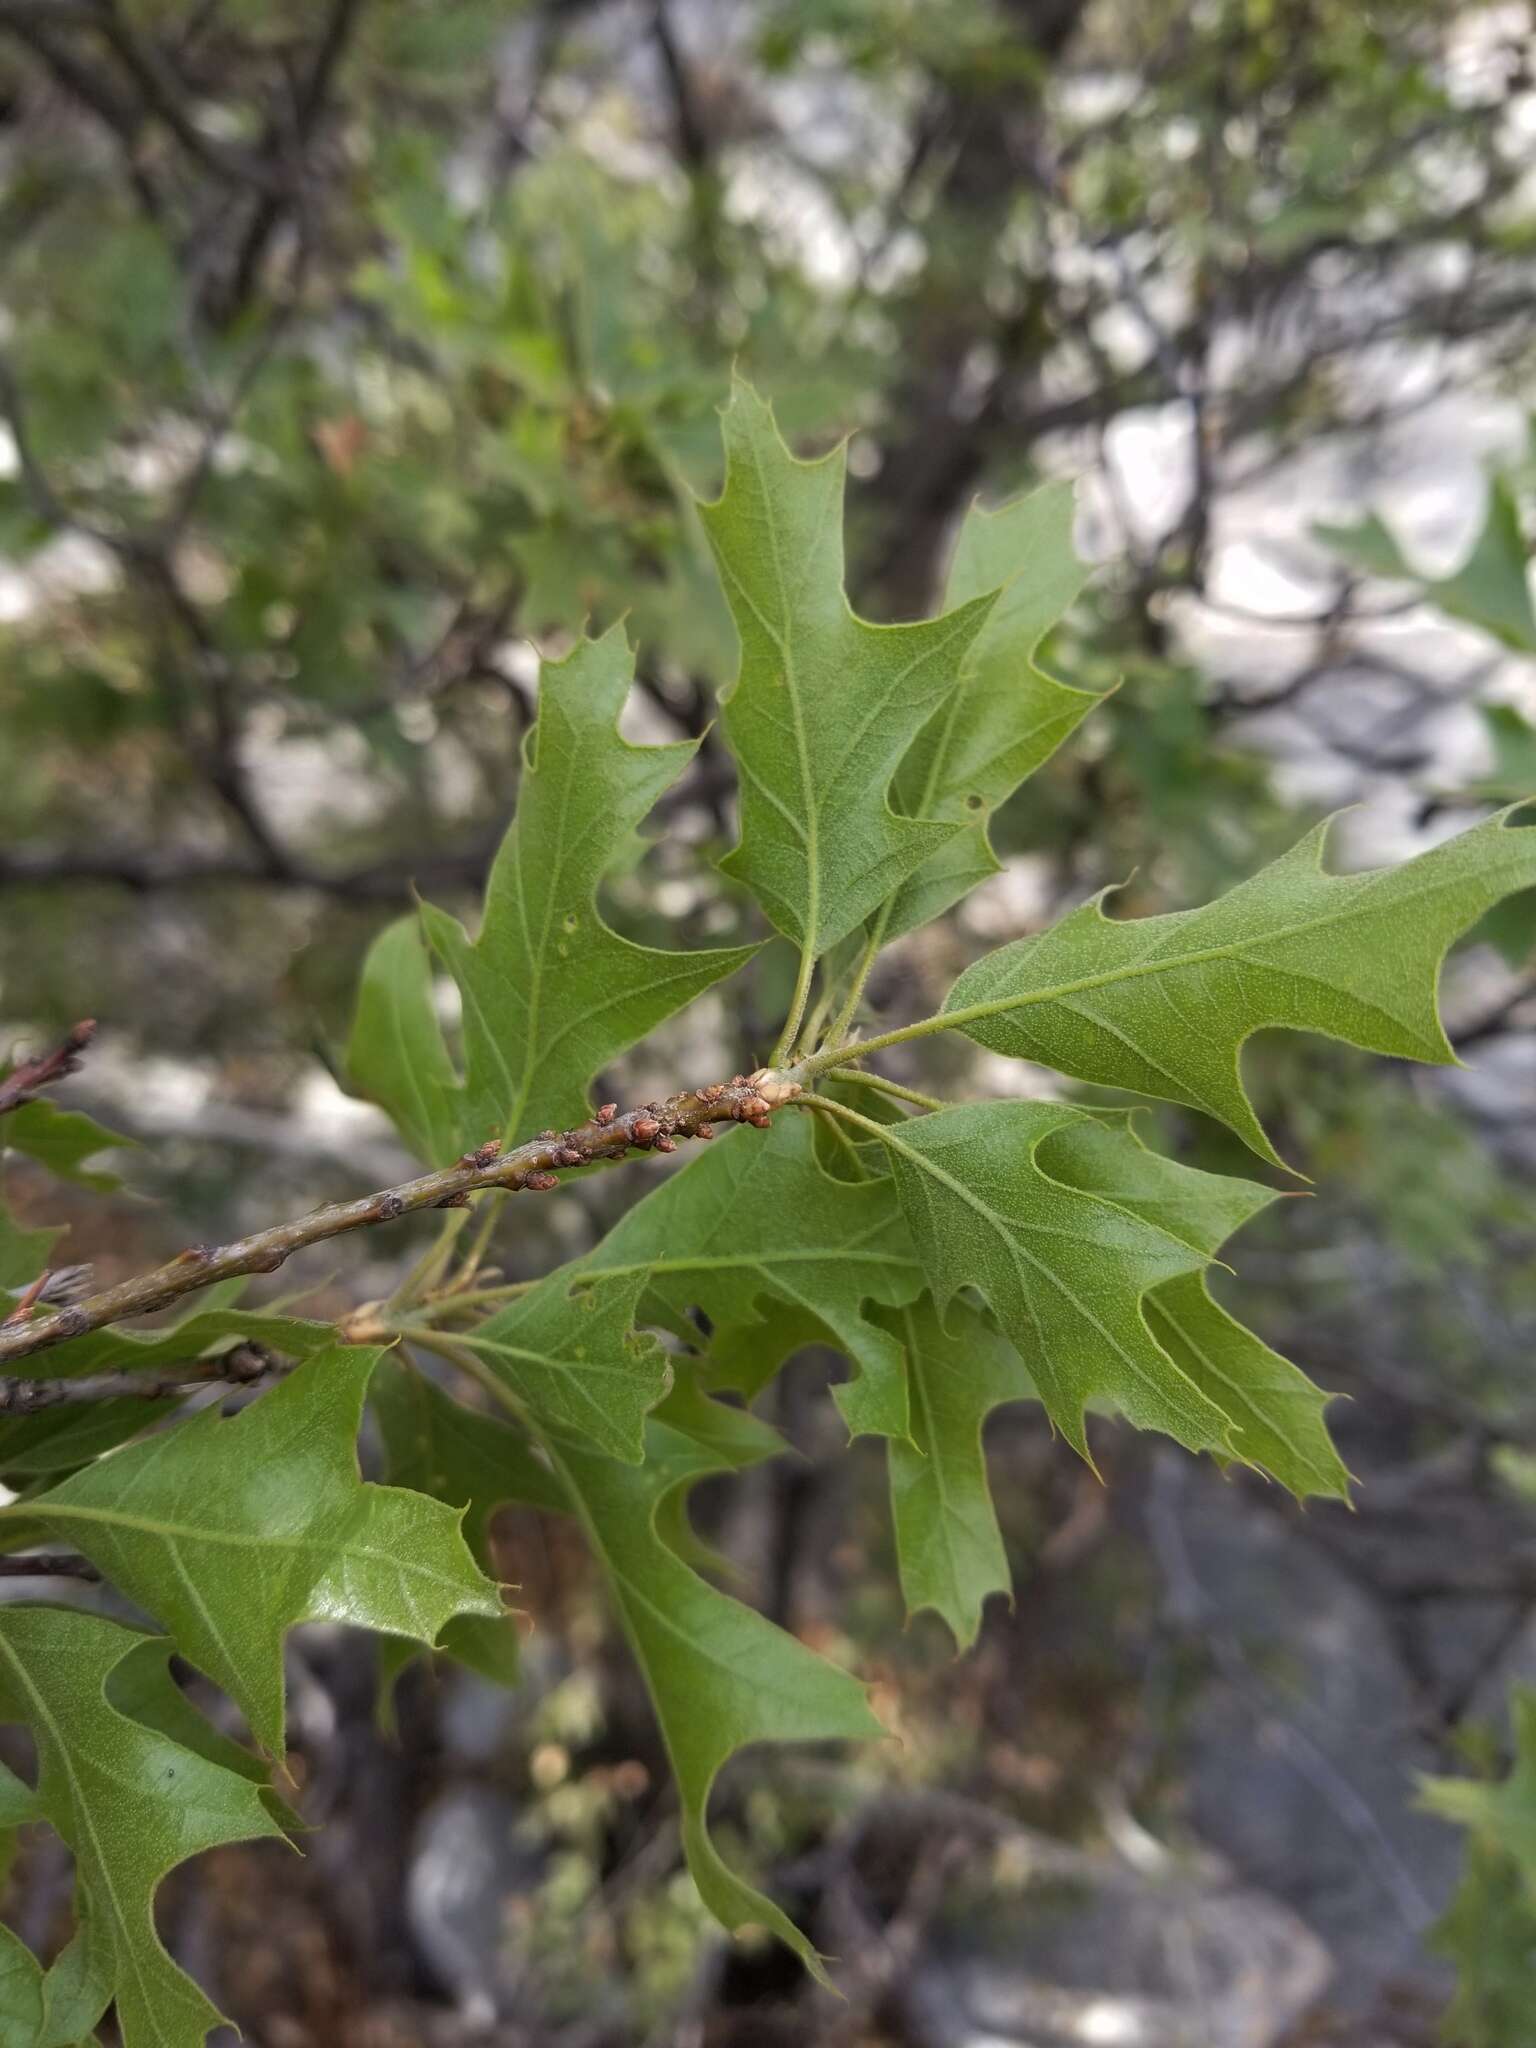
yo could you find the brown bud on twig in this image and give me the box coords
[526,1171,560,1192]
[458,1138,503,1169]
[557,1148,584,1167]
[654,1134,677,1153]
[631,1118,660,1146]
[596,1103,618,1124]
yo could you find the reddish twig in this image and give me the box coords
[3,1271,53,1326]
[0,1019,97,1120]
[0,1072,801,1364]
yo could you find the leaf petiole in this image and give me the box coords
[831,1070,946,1112]
[771,942,819,1066]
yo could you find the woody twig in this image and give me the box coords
[0,1071,801,1365]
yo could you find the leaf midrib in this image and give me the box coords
[900,1304,967,1610]
[584,1248,915,1285]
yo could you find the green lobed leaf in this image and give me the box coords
[447,1269,671,1464]
[576,1113,924,1442]
[545,1418,883,1978]
[0,1606,284,2048]
[345,915,464,1167]
[461,1363,878,1972]
[0,1924,45,2046]
[373,1353,569,1521]
[371,1358,560,1689]
[942,808,1536,1167]
[420,624,757,1148]
[9,1344,501,1751]
[1041,1113,1348,1501]
[645,1376,791,1584]
[102,1637,298,1826]
[872,1293,1033,1650]
[0,1099,132,1191]
[1142,1277,1348,1501]
[698,378,999,957]
[878,481,1100,940]
[870,1100,1274,1467]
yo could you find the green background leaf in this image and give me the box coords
[448,1268,670,1464]
[873,1293,1033,1648]
[547,1418,884,1978]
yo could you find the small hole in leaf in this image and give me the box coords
[965,793,985,811]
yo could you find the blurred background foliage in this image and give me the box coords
[4,1,1536,2042]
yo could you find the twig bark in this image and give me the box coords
[0,1073,800,1364]
[0,1552,102,1582]
[0,1019,97,1119]
[0,1340,277,1414]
